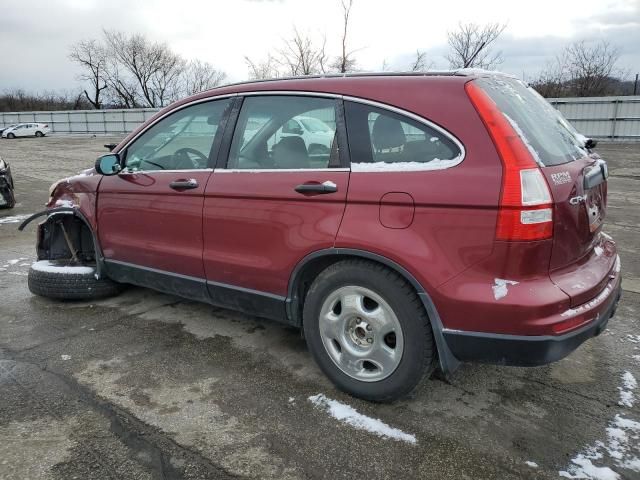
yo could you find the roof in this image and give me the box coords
[202,68,510,93]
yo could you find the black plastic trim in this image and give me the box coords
[334,98,351,168]
[444,282,622,366]
[207,280,287,322]
[103,259,288,323]
[216,97,243,169]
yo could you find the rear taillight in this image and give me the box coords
[465,81,553,241]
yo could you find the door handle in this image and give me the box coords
[294,180,338,194]
[169,178,198,190]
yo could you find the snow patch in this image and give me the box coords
[504,114,544,166]
[308,394,416,444]
[53,199,75,208]
[350,156,461,172]
[60,355,71,361]
[525,461,538,468]
[618,372,637,408]
[492,278,518,300]
[560,400,640,479]
[594,246,604,257]
[0,214,31,225]
[31,260,94,275]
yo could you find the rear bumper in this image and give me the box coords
[442,264,622,366]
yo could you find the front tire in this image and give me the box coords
[6,133,15,139]
[28,260,123,300]
[303,259,436,402]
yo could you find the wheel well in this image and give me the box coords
[37,214,96,263]
[288,252,426,327]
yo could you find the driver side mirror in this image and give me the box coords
[95,154,122,176]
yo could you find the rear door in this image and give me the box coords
[202,94,349,317]
[476,77,615,306]
[98,98,232,298]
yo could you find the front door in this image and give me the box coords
[203,94,349,320]
[98,98,232,300]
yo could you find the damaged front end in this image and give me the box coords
[19,208,104,278]
[0,156,15,209]
[19,171,105,278]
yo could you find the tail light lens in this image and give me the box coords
[465,81,553,241]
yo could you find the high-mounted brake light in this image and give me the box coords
[465,81,553,241]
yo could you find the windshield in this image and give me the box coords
[476,77,589,166]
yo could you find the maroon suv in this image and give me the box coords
[21,72,622,401]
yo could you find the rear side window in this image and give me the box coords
[344,101,461,171]
[475,77,588,166]
[227,96,338,170]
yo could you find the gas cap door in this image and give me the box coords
[379,192,415,229]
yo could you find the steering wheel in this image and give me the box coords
[174,147,208,169]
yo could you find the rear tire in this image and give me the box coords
[28,260,123,300]
[35,131,43,137]
[303,259,436,402]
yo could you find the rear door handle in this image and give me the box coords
[294,180,338,194]
[169,178,198,190]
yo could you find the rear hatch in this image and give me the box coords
[476,76,615,306]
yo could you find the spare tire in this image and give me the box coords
[28,260,123,300]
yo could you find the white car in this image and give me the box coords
[2,122,50,138]
[272,115,335,156]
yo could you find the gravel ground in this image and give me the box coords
[1,135,639,480]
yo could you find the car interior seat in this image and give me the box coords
[273,136,309,169]
[371,115,406,163]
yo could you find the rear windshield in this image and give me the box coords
[476,77,589,166]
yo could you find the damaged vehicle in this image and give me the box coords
[0,155,15,208]
[20,72,622,402]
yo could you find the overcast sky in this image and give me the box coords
[1,0,639,93]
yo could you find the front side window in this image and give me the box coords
[344,101,461,171]
[227,96,338,170]
[124,99,231,171]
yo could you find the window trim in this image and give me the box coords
[115,90,465,173]
[116,94,237,172]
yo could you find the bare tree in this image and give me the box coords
[103,30,186,107]
[277,27,328,76]
[245,54,282,80]
[332,0,357,73]
[409,50,433,72]
[69,40,108,109]
[532,40,621,97]
[102,54,140,108]
[183,60,227,95]
[446,22,506,69]
[565,40,621,96]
